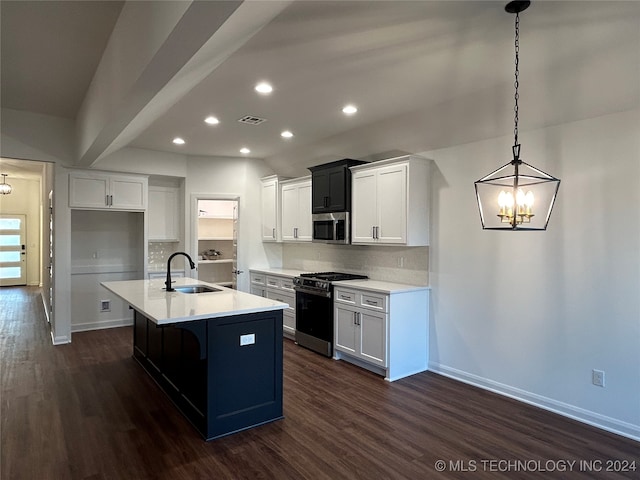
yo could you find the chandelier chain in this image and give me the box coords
[513,12,520,147]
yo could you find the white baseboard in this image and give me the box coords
[51,330,70,345]
[40,291,51,323]
[71,318,133,333]
[429,362,640,443]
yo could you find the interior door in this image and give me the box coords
[0,214,27,286]
[231,200,239,290]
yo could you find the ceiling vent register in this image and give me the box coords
[237,115,267,125]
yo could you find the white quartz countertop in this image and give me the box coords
[332,279,430,294]
[101,277,287,325]
[249,268,309,278]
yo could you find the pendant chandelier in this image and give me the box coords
[0,174,12,195]
[475,1,560,231]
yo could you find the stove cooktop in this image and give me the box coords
[299,272,368,282]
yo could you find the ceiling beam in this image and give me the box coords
[76,0,289,167]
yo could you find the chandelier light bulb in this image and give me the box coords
[505,191,514,208]
[498,191,507,208]
[525,190,534,208]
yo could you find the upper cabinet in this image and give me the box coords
[148,186,179,241]
[351,155,431,246]
[69,171,147,211]
[280,177,312,242]
[308,159,367,213]
[261,175,283,242]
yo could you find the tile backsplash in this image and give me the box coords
[283,243,429,285]
[148,241,180,268]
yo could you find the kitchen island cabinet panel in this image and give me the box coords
[132,308,282,440]
[209,315,280,435]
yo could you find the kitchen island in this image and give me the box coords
[101,278,287,440]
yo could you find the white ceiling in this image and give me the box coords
[1,1,639,177]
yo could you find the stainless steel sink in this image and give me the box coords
[173,285,222,294]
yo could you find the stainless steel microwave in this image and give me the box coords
[312,212,350,244]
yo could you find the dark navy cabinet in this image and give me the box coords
[132,309,283,440]
[309,159,367,213]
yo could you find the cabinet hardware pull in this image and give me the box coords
[272,228,276,239]
[340,295,350,300]
[365,300,376,305]
[294,227,298,238]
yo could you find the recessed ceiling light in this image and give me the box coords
[255,82,273,94]
[281,130,294,138]
[204,116,219,125]
[342,104,358,115]
[240,147,251,154]
[172,137,185,145]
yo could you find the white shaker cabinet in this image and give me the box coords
[281,176,312,242]
[351,155,430,246]
[69,171,147,211]
[250,270,297,338]
[335,300,386,367]
[261,175,283,242]
[334,281,429,381]
[148,186,179,241]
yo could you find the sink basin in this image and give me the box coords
[173,285,222,294]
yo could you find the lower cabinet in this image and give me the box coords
[335,304,386,367]
[250,271,296,338]
[334,284,429,381]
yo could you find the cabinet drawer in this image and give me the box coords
[266,276,280,288]
[359,292,387,312]
[334,288,356,305]
[250,273,266,285]
[280,277,295,292]
[266,290,295,310]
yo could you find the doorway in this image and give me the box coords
[192,197,240,289]
[0,214,27,286]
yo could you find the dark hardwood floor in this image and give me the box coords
[1,287,638,479]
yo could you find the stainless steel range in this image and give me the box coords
[294,272,368,357]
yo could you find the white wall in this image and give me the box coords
[0,177,42,286]
[185,156,275,292]
[423,108,640,439]
[0,109,75,165]
[70,210,144,332]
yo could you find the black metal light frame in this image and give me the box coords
[474,0,560,231]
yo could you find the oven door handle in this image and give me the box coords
[294,286,331,298]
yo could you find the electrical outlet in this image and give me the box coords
[100,300,111,312]
[592,369,605,387]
